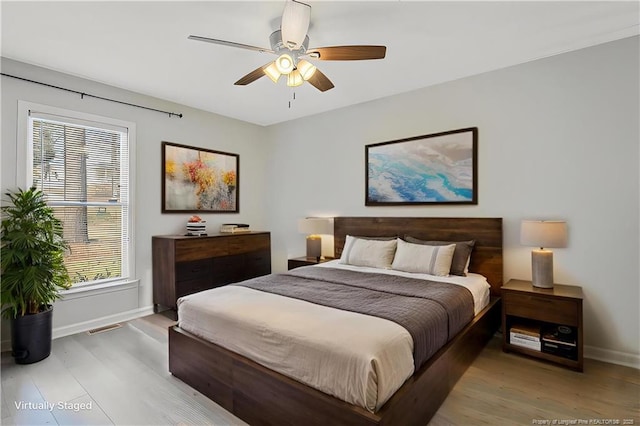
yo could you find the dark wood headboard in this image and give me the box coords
[334,217,503,295]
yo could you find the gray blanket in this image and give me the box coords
[232,266,474,368]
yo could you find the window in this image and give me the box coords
[24,105,134,287]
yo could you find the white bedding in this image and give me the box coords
[177,263,490,412]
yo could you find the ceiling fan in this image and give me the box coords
[188,0,386,92]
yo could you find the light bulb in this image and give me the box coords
[275,54,294,75]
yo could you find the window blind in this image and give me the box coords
[29,111,130,285]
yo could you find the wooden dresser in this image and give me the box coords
[152,232,271,312]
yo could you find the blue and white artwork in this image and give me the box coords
[366,128,477,205]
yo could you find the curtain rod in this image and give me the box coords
[1,73,183,118]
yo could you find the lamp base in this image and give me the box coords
[531,249,554,288]
[306,236,321,261]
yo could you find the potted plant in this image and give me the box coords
[1,187,71,364]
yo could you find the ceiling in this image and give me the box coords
[2,1,638,126]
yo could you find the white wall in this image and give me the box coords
[2,36,638,367]
[265,36,640,367]
[1,58,269,339]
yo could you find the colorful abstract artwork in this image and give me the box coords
[162,142,239,213]
[366,128,477,205]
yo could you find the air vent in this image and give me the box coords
[86,323,122,335]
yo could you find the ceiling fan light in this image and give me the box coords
[281,0,311,50]
[287,69,304,87]
[275,53,294,74]
[297,59,316,80]
[263,62,281,83]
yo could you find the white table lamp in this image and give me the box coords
[521,220,568,288]
[298,217,333,261]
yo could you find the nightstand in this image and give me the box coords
[502,279,583,371]
[287,256,334,270]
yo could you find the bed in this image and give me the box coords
[169,217,503,425]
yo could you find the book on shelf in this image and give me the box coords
[220,223,251,233]
[510,332,538,342]
[510,334,541,351]
[220,228,251,233]
[509,323,541,351]
[510,323,540,338]
[542,340,577,359]
[542,325,576,347]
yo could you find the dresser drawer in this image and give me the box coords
[176,258,212,282]
[245,250,271,269]
[175,278,213,299]
[175,239,228,261]
[228,234,270,254]
[503,292,579,326]
[211,254,244,285]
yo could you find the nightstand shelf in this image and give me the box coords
[502,279,583,371]
[288,256,334,270]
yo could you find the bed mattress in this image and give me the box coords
[177,262,490,412]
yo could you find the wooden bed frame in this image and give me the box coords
[169,217,503,425]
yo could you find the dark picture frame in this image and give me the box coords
[162,141,239,213]
[365,127,478,206]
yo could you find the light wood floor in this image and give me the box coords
[2,313,638,425]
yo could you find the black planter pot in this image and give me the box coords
[11,305,53,364]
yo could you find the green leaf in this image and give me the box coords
[1,188,71,318]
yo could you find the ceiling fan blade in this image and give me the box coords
[306,45,386,61]
[306,68,334,92]
[234,62,273,86]
[281,0,311,49]
[188,35,275,54]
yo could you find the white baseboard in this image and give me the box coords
[1,306,155,352]
[52,306,155,339]
[585,345,640,370]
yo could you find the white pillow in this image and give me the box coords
[339,235,397,269]
[391,239,456,276]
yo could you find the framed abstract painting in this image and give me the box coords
[365,127,478,205]
[162,141,239,213]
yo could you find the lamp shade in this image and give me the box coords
[297,59,317,80]
[298,217,333,235]
[263,62,282,83]
[287,69,304,87]
[521,220,568,248]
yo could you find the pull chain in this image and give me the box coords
[289,91,297,109]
